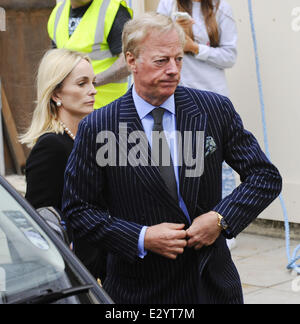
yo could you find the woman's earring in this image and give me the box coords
[56,101,62,107]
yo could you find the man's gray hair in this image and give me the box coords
[122,12,186,58]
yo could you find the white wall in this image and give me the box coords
[144,0,159,12]
[131,0,144,16]
[225,0,300,223]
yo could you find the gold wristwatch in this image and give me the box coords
[216,212,229,231]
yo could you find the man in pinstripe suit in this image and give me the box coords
[62,13,282,304]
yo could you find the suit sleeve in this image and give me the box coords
[213,97,282,237]
[62,119,144,263]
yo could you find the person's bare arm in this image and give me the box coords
[95,53,131,86]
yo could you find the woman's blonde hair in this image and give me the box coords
[20,49,91,148]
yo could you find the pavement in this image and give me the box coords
[3,175,300,304]
[232,233,300,304]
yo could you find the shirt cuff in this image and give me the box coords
[195,44,210,61]
[138,226,148,259]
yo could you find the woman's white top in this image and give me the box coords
[157,0,238,97]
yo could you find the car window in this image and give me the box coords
[0,184,76,304]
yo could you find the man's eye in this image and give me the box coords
[155,59,167,65]
[78,82,85,87]
[176,57,183,63]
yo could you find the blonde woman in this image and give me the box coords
[20,49,106,280]
[21,48,96,209]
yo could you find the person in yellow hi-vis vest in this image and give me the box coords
[48,0,133,109]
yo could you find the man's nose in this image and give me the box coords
[166,58,180,75]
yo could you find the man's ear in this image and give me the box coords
[126,51,137,73]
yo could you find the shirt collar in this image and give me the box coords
[132,85,176,120]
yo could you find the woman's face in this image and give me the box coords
[54,59,97,118]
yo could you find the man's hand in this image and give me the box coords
[144,223,187,260]
[186,212,222,250]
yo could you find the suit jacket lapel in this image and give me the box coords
[175,87,207,220]
[118,89,187,223]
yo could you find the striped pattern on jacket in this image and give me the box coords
[62,86,282,304]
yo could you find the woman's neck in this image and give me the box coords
[58,112,81,138]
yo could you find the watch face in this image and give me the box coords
[221,218,228,230]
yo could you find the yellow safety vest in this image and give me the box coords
[48,0,132,109]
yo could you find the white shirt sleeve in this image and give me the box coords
[195,2,238,69]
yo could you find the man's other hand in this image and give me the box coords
[144,223,187,260]
[186,212,222,250]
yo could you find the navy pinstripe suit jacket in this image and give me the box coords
[62,86,282,304]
